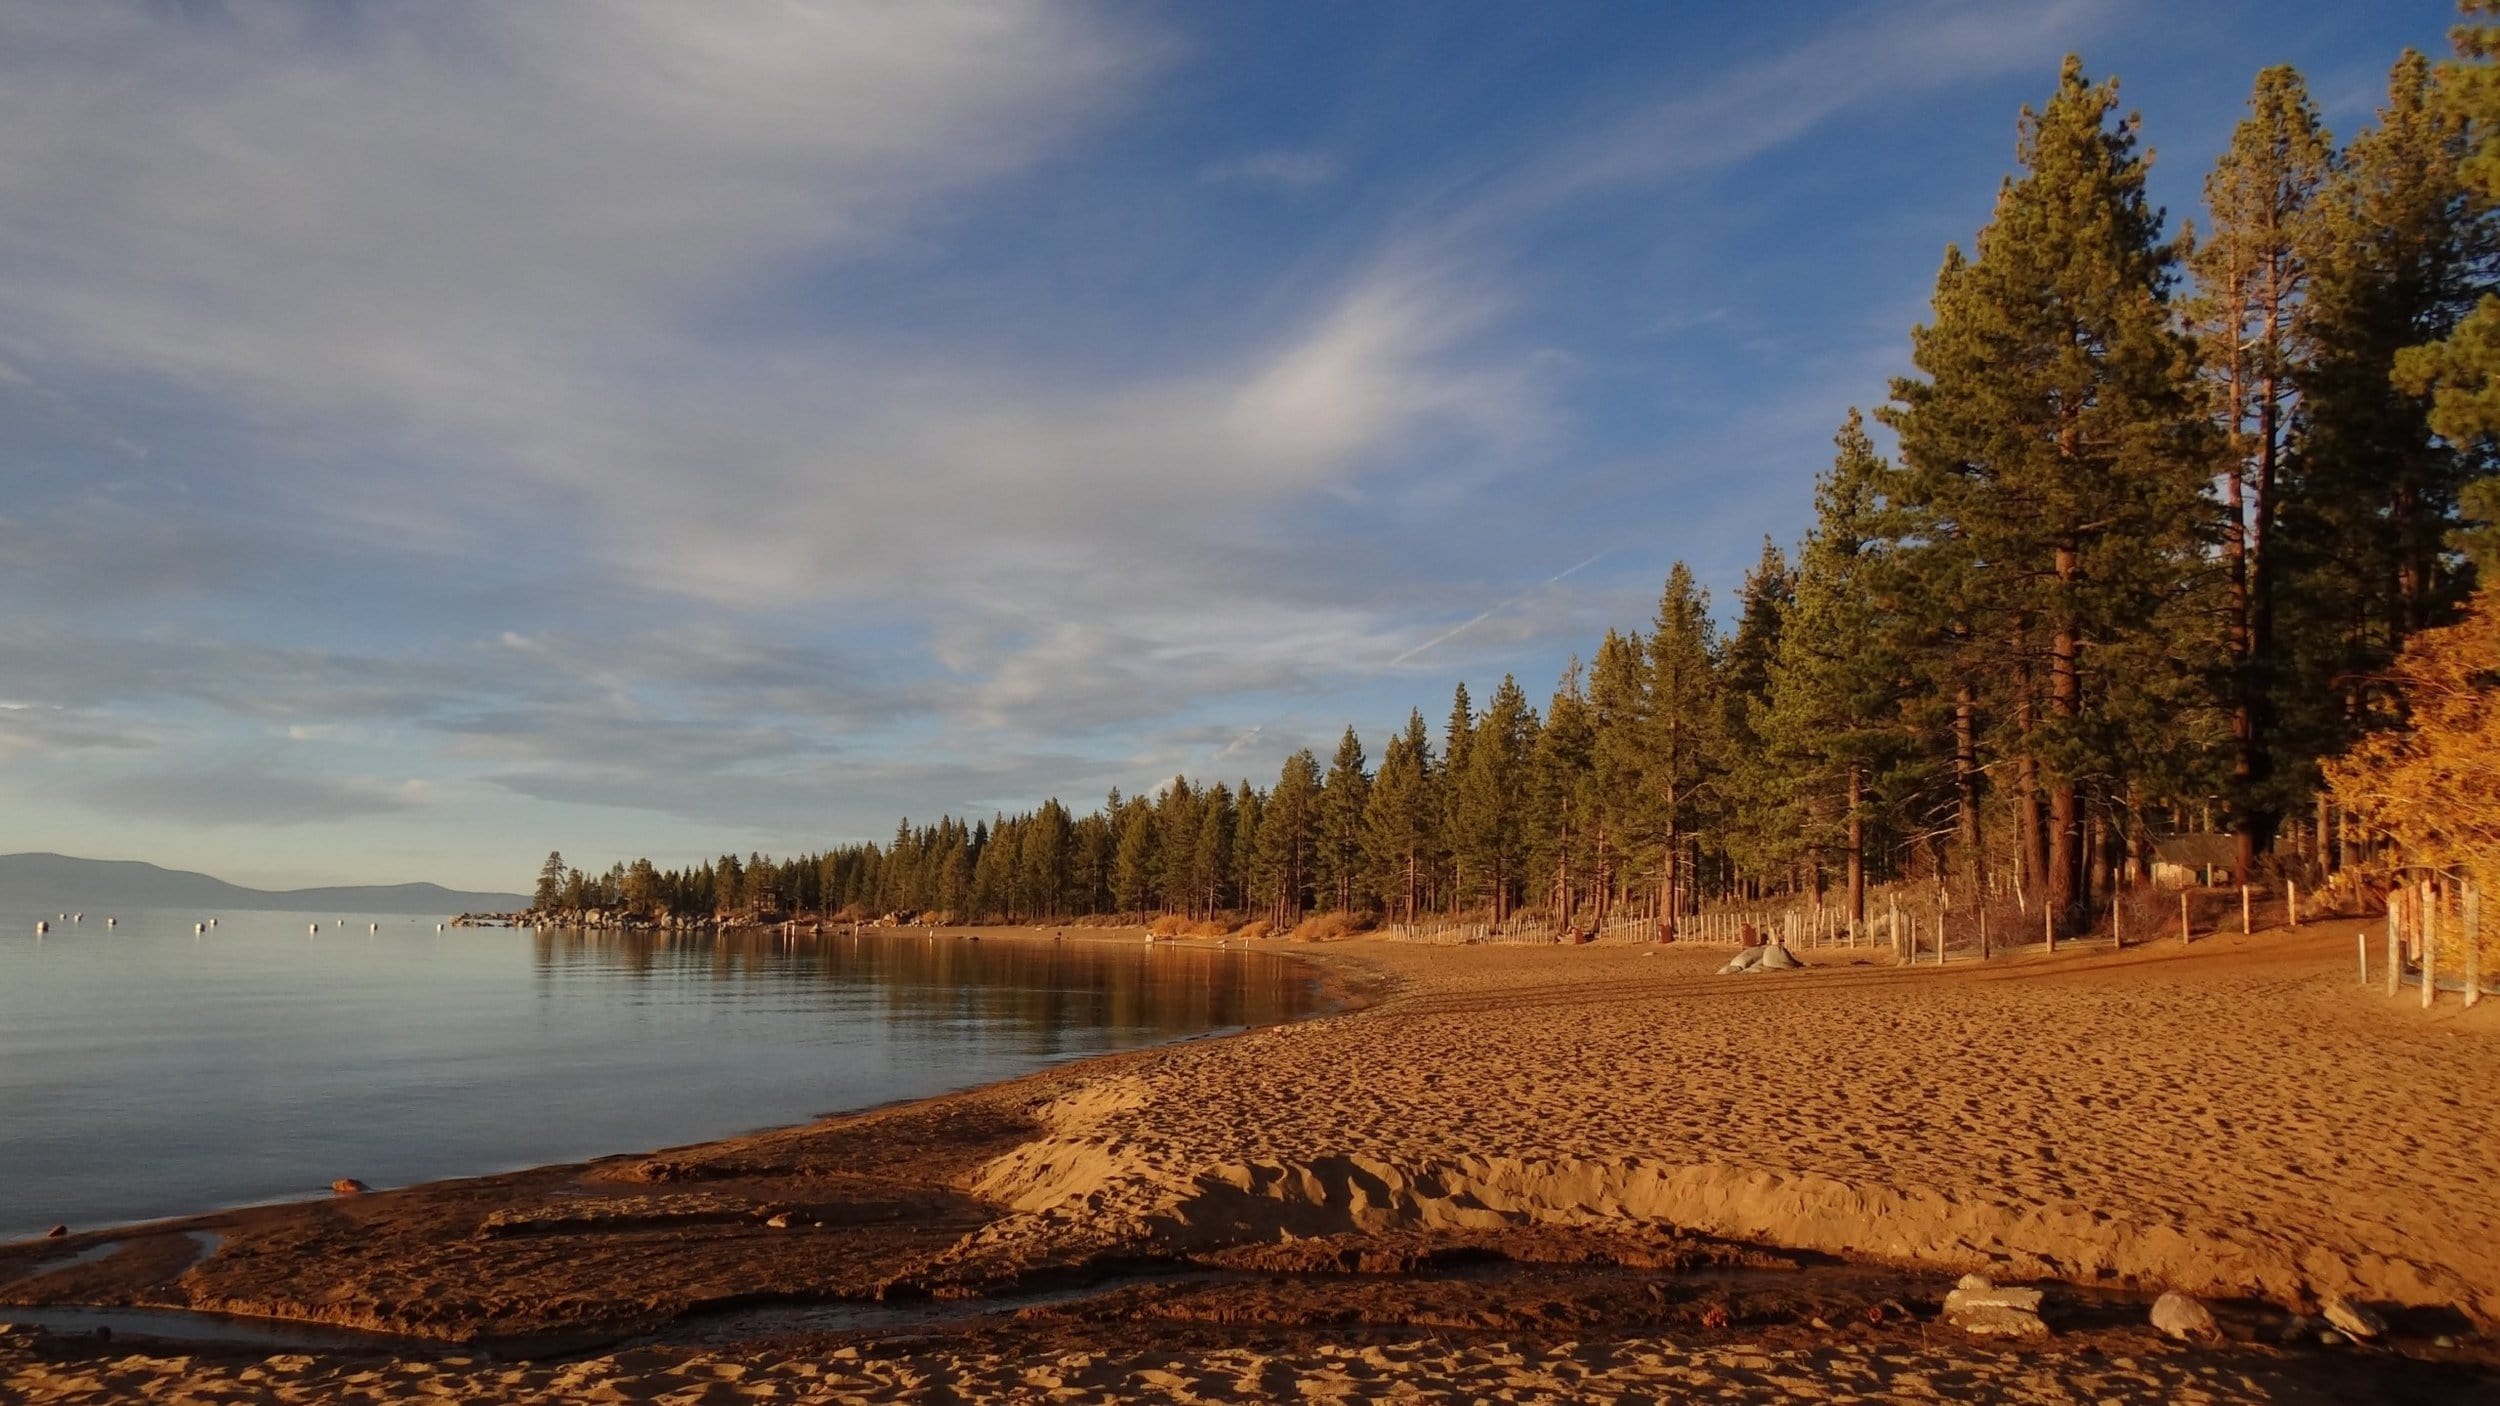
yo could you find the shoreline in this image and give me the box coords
[6,920,2498,1401]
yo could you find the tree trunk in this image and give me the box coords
[1846,763,1866,926]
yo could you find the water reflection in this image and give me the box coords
[0,913,1318,1242]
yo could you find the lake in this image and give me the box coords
[0,908,1320,1243]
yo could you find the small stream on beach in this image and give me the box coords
[0,911,1320,1243]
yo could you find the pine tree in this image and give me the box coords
[1721,537,1795,885]
[1315,727,1371,912]
[1438,683,1474,913]
[1255,750,1321,929]
[1157,776,1200,918]
[1758,411,1904,925]
[1455,676,1538,920]
[2189,64,2332,874]
[1646,563,1721,935]
[2397,2,2500,447]
[1885,57,2218,930]
[1535,659,1598,930]
[1112,800,1158,915]
[1586,628,1647,920]
[2289,49,2487,857]
[1362,711,1434,922]
[534,851,567,911]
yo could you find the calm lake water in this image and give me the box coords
[0,908,1320,1243]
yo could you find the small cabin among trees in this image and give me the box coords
[2151,834,2238,889]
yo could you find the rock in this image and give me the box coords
[2150,1291,2220,1343]
[330,1178,369,1195]
[2319,1328,2352,1348]
[1717,946,1767,974]
[764,1210,815,1229]
[43,1225,66,1238]
[2322,1295,2386,1340]
[1945,1279,2048,1338]
[1757,941,1802,970]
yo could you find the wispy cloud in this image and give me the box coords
[1200,149,1341,189]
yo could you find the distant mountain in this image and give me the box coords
[0,853,527,915]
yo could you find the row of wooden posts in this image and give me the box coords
[2356,874,2485,1009]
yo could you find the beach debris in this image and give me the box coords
[1943,1274,2049,1338]
[330,1178,370,1195]
[765,1209,819,1230]
[43,1225,67,1238]
[2150,1290,2220,1343]
[2321,1295,2386,1340]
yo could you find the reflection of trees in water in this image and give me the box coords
[527,929,1318,1052]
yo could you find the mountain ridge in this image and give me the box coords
[0,852,526,915]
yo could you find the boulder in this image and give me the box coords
[1945,1276,2049,1338]
[43,1225,67,1239]
[2150,1291,2220,1343]
[2322,1295,2386,1340]
[1757,941,1802,970]
[1718,946,1768,974]
[330,1178,369,1196]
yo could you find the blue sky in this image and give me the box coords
[0,0,2461,889]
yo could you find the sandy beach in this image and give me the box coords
[4,919,2495,1402]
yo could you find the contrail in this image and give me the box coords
[1387,550,1607,668]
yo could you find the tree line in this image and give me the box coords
[536,27,2500,939]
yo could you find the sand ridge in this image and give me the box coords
[947,924,2500,1323]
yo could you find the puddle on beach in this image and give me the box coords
[0,1303,417,1354]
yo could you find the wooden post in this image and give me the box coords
[1891,894,1901,964]
[2357,928,2368,986]
[2423,880,2438,1011]
[2112,891,2122,949]
[1979,903,1990,961]
[2386,899,2401,1000]
[2045,901,2055,955]
[2286,880,2299,930]
[2180,890,2191,945]
[2240,884,2251,935]
[2467,882,2482,1010]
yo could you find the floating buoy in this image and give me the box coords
[194,922,205,934]
[35,920,48,934]
[208,918,217,929]
[73,913,83,923]
[107,917,117,928]
[309,923,320,935]
[369,922,378,933]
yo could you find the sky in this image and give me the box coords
[0,0,2464,891]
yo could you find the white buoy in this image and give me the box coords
[35,920,48,934]
[194,922,204,934]
[309,923,320,935]
[57,913,66,921]
[435,923,444,932]
[369,922,378,933]
[73,913,83,923]
[208,918,217,928]
[107,917,117,928]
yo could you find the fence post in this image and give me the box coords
[2386,899,2401,1000]
[2287,880,2299,930]
[2044,901,2055,955]
[2112,891,2123,949]
[2467,882,2482,1010]
[2357,928,2368,986]
[2240,884,2251,935]
[1979,903,1989,961]
[2181,890,2191,945]
[2423,881,2438,1011]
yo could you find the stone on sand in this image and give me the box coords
[2322,1295,2386,1340]
[330,1179,369,1196]
[1944,1275,2048,1338]
[2150,1291,2220,1343]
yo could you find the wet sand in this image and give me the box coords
[4,919,2496,1402]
